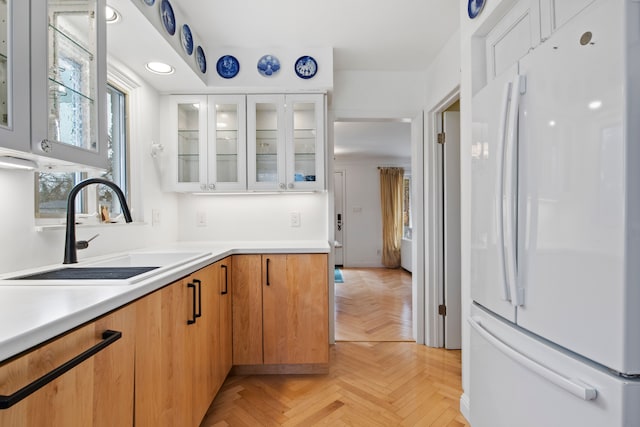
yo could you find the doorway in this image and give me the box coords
[332,118,421,343]
[431,97,462,349]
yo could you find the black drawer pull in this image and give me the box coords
[194,279,202,319]
[0,329,122,410]
[221,265,228,295]
[188,282,197,324]
[266,258,271,286]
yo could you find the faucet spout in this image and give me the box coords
[64,178,132,264]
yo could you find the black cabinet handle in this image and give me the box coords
[221,265,228,295]
[0,330,122,410]
[266,258,271,286]
[194,279,202,319]
[187,282,197,324]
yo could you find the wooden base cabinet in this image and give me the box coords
[0,304,136,427]
[232,254,329,373]
[135,258,232,427]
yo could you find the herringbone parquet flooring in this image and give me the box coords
[335,268,413,341]
[200,268,469,426]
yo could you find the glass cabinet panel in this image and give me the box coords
[0,0,30,152]
[47,1,98,151]
[215,103,239,183]
[292,102,317,183]
[254,102,279,184]
[177,103,201,184]
[0,0,8,128]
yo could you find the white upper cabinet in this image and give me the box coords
[0,1,31,152]
[247,93,325,192]
[167,94,247,192]
[30,0,108,169]
[483,0,597,85]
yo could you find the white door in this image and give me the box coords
[334,170,345,266]
[516,0,635,374]
[443,111,461,349]
[470,62,519,323]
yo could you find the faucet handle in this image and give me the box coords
[76,233,100,250]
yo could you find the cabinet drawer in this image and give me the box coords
[0,305,135,427]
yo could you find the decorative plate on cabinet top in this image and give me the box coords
[294,56,318,79]
[467,0,485,19]
[143,0,155,5]
[216,55,240,79]
[160,0,176,35]
[257,55,280,77]
[181,24,193,55]
[196,46,207,74]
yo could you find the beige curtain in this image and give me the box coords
[379,167,404,268]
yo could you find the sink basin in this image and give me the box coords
[11,267,160,281]
[0,251,212,286]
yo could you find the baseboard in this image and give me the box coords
[460,393,471,424]
[231,363,329,375]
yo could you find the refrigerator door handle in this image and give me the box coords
[504,75,526,306]
[469,316,598,401]
[496,81,513,302]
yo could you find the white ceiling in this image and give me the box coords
[106,0,459,160]
[334,121,412,160]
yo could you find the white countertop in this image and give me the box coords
[0,240,330,362]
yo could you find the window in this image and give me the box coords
[403,175,412,239]
[36,83,128,220]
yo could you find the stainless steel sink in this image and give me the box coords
[0,251,212,286]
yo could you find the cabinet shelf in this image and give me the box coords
[49,24,94,59]
[48,77,94,103]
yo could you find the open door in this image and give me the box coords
[442,111,461,349]
[334,170,345,266]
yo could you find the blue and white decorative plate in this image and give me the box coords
[294,56,318,79]
[181,24,193,56]
[143,0,155,5]
[468,0,485,19]
[160,0,176,35]
[257,55,280,77]
[216,55,240,79]
[196,46,207,74]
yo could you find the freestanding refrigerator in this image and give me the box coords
[469,0,640,425]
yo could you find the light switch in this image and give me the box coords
[197,211,207,227]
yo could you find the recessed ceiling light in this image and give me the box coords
[105,6,120,23]
[588,100,602,110]
[145,62,175,75]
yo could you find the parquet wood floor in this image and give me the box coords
[201,268,468,426]
[335,268,413,342]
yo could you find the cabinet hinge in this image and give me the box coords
[437,132,445,144]
[438,304,447,316]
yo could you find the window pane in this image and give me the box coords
[101,84,127,216]
[36,172,81,218]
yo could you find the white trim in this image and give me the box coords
[425,87,460,347]
[460,393,471,423]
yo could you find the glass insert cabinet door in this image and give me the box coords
[31,0,108,169]
[288,95,325,190]
[207,95,246,191]
[247,94,286,190]
[0,0,30,152]
[172,96,207,191]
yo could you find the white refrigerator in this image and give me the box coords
[469,0,640,425]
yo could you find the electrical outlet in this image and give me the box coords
[290,212,301,227]
[152,209,160,226]
[197,211,207,227]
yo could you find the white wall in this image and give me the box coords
[0,65,179,274]
[333,157,410,267]
[176,192,328,241]
[332,71,427,119]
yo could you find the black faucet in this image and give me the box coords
[64,178,133,264]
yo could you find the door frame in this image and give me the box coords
[425,87,461,347]
[334,169,346,266]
